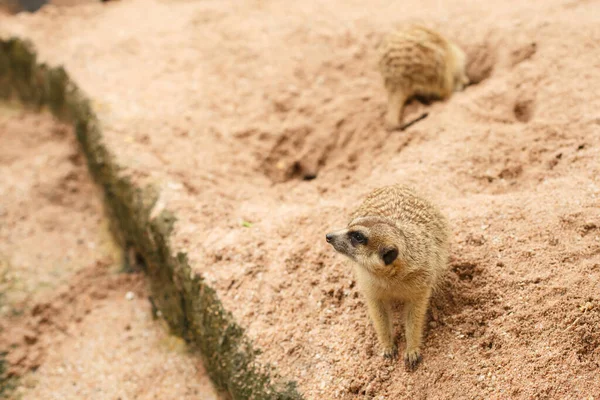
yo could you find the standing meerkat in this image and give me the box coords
[325,184,449,370]
[378,24,469,131]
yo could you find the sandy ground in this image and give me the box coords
[0,105,221,399]
[2,0,600,398]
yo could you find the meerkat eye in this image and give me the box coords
[349,231,367,246]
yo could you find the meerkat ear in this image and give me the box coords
[381,246,398,265]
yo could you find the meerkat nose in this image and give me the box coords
[325,233,334,243]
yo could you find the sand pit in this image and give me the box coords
[1,0,599,398]
[0,106,220,399]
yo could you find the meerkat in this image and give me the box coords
[325,184,449,370]
[378,24,469,131]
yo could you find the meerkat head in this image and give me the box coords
[326,216,406,277]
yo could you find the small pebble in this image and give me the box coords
[125,291,135,300]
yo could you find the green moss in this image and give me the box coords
[7,39,38,105]
[0,36,302,400]
[0,352,17,400]
[0,44,10,99]
[46,66,69,118]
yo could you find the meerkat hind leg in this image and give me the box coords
[403,292,431,370]
[366,296,396,359]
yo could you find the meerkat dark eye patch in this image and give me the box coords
[349,231,367,246]
[381,246,399,265]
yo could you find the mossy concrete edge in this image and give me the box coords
[0,37,302,400]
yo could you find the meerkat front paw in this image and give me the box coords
[404,348,422,371]
[454,75,470,92]
[383,344,398,360]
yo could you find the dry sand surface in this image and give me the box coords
[1,0,600,398]
[0,106,221,399]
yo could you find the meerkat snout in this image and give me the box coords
[325,185,449,370]
[325,229,357,259]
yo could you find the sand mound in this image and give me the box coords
[1,0,599,397]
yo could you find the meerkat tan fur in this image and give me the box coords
[325,184,449,370]
[378,24,469,130]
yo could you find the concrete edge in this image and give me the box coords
[0,37,302,400]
